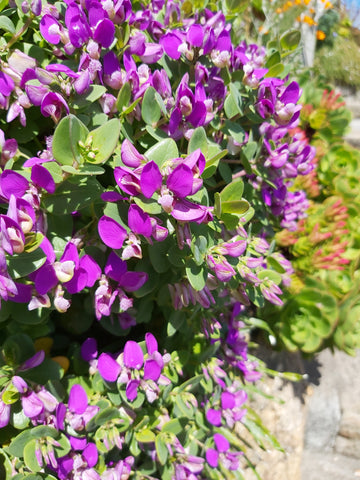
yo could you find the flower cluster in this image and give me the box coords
[0,0,312,478]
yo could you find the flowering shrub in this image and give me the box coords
[0,0,313,478]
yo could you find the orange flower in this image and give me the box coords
[316,30,326,40]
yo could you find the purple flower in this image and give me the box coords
[128,204,152,237]
[98,353,121,382]
[41,92,69,123]
[98,215,127,249]
[123,341,144,370]
[206,433,242,471]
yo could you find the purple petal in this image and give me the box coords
[143,359,161,381]
[68,384,88,415]
[206,408,222,427]
[83,442,98,468]
[280,81,301,104]
[128,204,152,237]
[114,166,141,196]
[126,379,140,401]
[22,391,44,418]
[0,401,10,428]
[0,170,29,199]
[98,353,121,382]
[119,271,148,292]
[215,30,231,51]
[0,71,14,96]
[11,282,32,303]
[159,32,182,60]
[123,341,144,369]
[101,191,127,202]
[214,433,230,453]
[104,251,127,282]
[187,101,207,127]
[138,43,163,63]
[40,14,62,44]
[169,107,182,135]
[81,338,98,362]
[40,236,56,263]
[140,161,162,198]
[121,139,144,168]
[145,332,158,355]
[80,255,101,287]
[187,24,204,47]
[41,91,69,117]
[205,448,219,468]
[167,164,193,198]
[63,266,88,294]
[70,436,87,450]
[18,350,45,371]
[171,198,207,222]
[60,242,79,267]
[98,215,127,249]
[93,18,115,48]
[12,375,28,393]
[31,164,56,193]
[221,391,236,409]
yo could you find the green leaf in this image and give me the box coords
[135,429,156,443]
[7,249,47,279]
[155,434,169,465]
[2,390,19,405]
[185,260,207,291]
[24,439,41,472]
[52,114,89,166]
[188,127,208,155]
[221,199,249,215]
[86,118,121,164]
[72,85,107,110]
[145,139,178,167]
[257,269,282,285]
[142,86,161,125]
[280,29,301,51]
[30,426,60,440]
[223,120,246,144]
[93,407,120,426]
[116,82,131,112]
[265,63,284,78]
[43,177,103,215]
[162,417,188,435]
[220,178,244,202]
[62,164,105,175]
[0,448,13,480]
[133,196,162,215]
[7,429,33,457]
[0,15,15,33]
[266,50,281,68]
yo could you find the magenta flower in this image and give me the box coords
[98,352,121,382]
[98,215,128,249]
[128,204,152,237]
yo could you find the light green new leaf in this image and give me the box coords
[145,138,178,167]
[220,178,244,201]
[188,127,208,155]
[86,118,121,164]
[280,29,301,51]
[0,15,15,33]
[52,114,89,166]
[142,86,161,125]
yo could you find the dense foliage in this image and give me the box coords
[0,0,356,479]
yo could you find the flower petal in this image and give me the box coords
[98,353,121,382]
[123,341,144,370]
[98,216,127,249]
